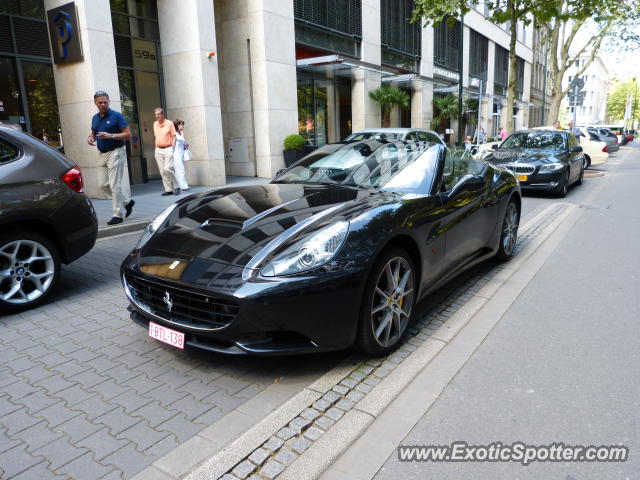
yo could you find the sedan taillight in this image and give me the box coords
[62,167,85,193]
[602,145,608,153]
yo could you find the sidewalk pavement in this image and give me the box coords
[93,176,270,237]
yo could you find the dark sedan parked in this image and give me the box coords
[122,140,520,355]
[0,126,98,313]
[485,130,584,197]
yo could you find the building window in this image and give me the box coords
[434,19,460,72]
[494,45,509,96]
[294,0,362,57]
[381,0,421,71]
[469,29,488,82]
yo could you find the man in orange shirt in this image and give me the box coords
[153,108,180,195]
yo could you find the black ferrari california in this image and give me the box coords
[121,140,521,355]
[485,129,584,197]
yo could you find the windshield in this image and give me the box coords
[501,132,566,150]
[344,132,401,142]
[273,141,441,194]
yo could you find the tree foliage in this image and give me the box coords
[431,94,459,130]
[543,0,640,122]
[368,85,410,127]
[606,78,640,124]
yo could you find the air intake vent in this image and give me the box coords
[0,16,14,53]
[114,35,133,67]
[14,17,50,57]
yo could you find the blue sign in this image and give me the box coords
[47,2,83,64]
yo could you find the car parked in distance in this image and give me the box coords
[122,140,520,356]
[344,128,447,149]
[0,126,98,313]
[533,126,608,168]
[484,129,584,197]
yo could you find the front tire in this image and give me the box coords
[355,248,416,355]
[495,200,519,262]
[0,232,60,314]
[556,170,569,198]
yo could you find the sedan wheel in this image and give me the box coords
[0,233,60,313]
[495,200,519,261]
[556,170,569,198]
[356,248,415,354]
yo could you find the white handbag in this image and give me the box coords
[183,147,192,161]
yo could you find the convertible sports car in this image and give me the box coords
[121,140,521,355]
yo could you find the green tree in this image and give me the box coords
[368,85,410,127]
[543,1,640,122]
[431,94,459,131]
[413,0,557,135]
[606,78,640,124]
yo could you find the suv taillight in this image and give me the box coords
[62,167,85,193]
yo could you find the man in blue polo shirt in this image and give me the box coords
[88,91,135,225]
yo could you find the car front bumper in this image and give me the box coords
[121,251,368,355]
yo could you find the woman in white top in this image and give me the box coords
[172,119,190,190]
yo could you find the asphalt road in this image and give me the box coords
[374,147,639,479]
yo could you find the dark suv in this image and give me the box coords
[0,126,98,313]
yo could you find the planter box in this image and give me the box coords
[283,146,316,167]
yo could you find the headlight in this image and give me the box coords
[136,203,178,249]
[261,221,349,277]
[538,163,564,172]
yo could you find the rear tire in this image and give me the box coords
[0,231,60,314]
[355,248,416,355]
[495,200,519,262]
[583,155,591,169]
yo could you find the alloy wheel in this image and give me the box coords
[501,202,519,257]
[370,256,414,348]
[0,240,56,304]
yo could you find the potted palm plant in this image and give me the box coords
[431,95,459,144]
[368,85,410,127]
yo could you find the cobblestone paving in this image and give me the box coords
[215,204,567,480]
[0,234,336,479]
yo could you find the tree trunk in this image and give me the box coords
[506,1,518,134]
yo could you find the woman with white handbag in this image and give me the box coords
[172,119,191,191]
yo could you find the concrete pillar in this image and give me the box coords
[158,0,225,187]
[352,69,381,131]
[485,41,496,136]
[462,26,470,89]
[247,0,298,178]
[411,80,433,129]
[352,0,381,131]
[44,0,121,199]
[520,61,532,129]
[326,80,337,143]
[414,24,434,129]
[214,0,255,177]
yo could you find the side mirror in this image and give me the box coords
[275,168,286,176]
[491,144,499,150]
[451,174,486,195]
[570,146,583,153]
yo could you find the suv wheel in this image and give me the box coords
[0,232,60,314]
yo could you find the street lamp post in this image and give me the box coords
[457,10,464,147]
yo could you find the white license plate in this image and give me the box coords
[149,321,185,349]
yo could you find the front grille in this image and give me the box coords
[124,273,238,330]
[503,163,536,174]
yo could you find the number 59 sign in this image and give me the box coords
[132,39,157,70]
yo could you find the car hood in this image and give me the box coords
[142,183,377,266]
[488,149,563,165]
